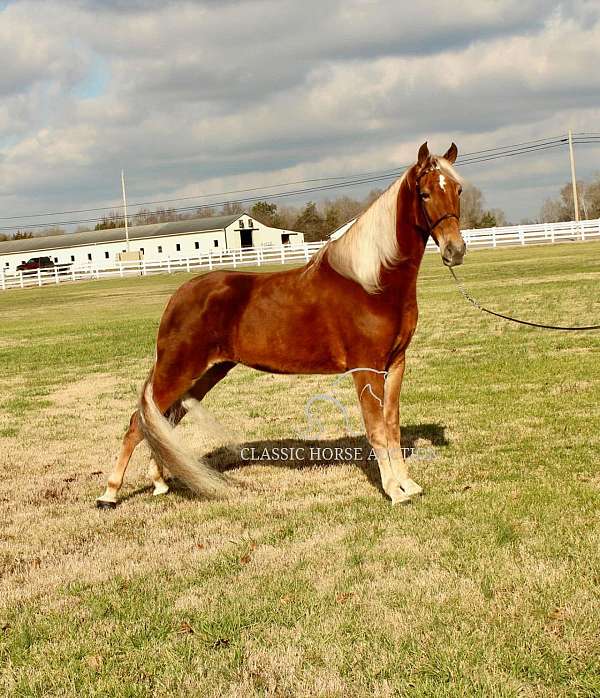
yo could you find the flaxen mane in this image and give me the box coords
[310,158,462,293]
[325,173,406,293]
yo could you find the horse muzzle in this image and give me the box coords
[441,240,466,267]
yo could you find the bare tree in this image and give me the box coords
[222,201,243,215]
[460,184,484,229]
[196,206,218,219]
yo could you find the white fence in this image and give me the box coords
[1,218,599,292]
[0,242,323,291]
[458,217,600,249]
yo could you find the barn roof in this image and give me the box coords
[0,214,242,255]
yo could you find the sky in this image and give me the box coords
[0,0,599,230]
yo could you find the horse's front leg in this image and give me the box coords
[352,371,411,505]
[383,356,423,498]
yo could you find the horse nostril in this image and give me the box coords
[451,242,466,259]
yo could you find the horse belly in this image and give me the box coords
[234,305,346,375]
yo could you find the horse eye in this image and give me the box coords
[458,186,463,195]
[420,191,430,200]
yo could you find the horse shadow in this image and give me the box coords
[200,422,449,497]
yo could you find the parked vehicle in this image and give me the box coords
[15,257,72,275]
[16,257,55,272]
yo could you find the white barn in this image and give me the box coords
[0,213,304,273]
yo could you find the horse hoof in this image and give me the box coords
[400,479,424,497]
[390,489,412,506]
[96,499,117,509]
[392,496,412,506]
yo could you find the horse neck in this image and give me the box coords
[394,173,428,269]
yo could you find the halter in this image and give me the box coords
[414,166,460,241]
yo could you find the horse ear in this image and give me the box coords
[443,142,458,163]
[417,142,429,166]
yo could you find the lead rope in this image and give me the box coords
[449,267,600,331]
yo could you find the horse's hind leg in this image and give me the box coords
[149,364,235,492]
[187,361,237,402]
[96,401,187,508]
[149,401,187,497]
[96,410,145,508]
[96,362,235,508]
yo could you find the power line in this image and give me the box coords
[0,134,598,232]
[0,135,583,226]
[0,134,569,222]
[0,171,382,222]
[0,173,408,231]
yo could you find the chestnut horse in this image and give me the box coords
[97,142,465,508]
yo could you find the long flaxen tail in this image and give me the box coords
[138,373,229,498]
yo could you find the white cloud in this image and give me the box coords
[0,0,599,224]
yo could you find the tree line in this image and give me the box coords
[539,174,600,223]
[90,182,508,243]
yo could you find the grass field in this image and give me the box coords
[1,242,599,697]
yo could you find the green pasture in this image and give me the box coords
[0,242,599,696]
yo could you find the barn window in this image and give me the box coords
[176,243,181,252]
[87,253,92,261]
[140,248,144,254]
[105,251,109,259]
[54,257,58,263]
[70,255,75,262]
[158,246,163,253]
[248,219,253,228]
[5,262,8,267]
[195,241,199,250]
[213,240,219,247]
[239,219,245,228]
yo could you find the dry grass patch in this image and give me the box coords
[0,244,599,696]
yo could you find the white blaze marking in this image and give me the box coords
[439,173,446,191]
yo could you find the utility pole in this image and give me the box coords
[567,129,580,223]
[121,169,130,252]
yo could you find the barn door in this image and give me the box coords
[240,230,253,248]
